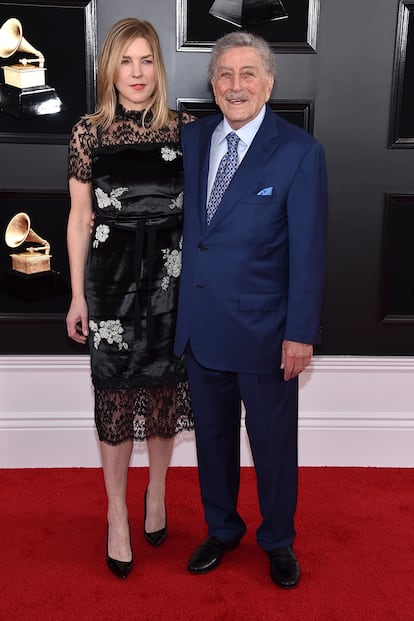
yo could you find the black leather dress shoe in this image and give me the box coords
[268,545,300,588]
[188,536,240,573]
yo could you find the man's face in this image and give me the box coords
[211,46,274,130]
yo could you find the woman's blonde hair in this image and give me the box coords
[88,18,170,130]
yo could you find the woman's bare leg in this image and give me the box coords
[145,436,174,532]
[101,439,133,561]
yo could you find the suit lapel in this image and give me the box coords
[197,116,222,232]
[205,107,281,232]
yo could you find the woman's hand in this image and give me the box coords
[66,296,89,344]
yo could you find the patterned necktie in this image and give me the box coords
[206,131,240,225]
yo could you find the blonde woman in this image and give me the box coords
[66,18,194,579]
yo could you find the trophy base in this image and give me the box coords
[3,270,68,302]
[0,83,63,119]
[2,64,47,89]
[10,252,51,275]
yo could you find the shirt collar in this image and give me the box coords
[218,104,267,148]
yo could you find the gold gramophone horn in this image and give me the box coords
[0,17,45,67]
[5,212,50,254]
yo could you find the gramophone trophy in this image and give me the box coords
[5,212,51,274]
[209,0,288,28]
[0,17,63,118]
[2,212,68,302]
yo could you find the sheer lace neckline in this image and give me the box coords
[68,107,194,182]
[115,103,153,126]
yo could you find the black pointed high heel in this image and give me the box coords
[106,524,133,579]
[144,488,168,547]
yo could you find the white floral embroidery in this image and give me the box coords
[93,224,110,248]
[161,237,182,291]
[169,191,184,211]
[95,186,128,211]
[161,146,181,162]
[89,319,128,351]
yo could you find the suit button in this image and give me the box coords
[198,244,208,251]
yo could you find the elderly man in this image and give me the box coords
[174,31,327,588]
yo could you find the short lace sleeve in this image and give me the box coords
[68,117,98,182]
[181,111,197,127]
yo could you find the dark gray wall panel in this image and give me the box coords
[1,0,414,354]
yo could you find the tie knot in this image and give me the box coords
[226,131,240,152]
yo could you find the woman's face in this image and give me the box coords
[115,36,156,110]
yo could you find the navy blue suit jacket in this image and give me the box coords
[174,104,328,373]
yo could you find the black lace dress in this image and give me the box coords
[68,106,194,444]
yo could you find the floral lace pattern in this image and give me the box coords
[169,191,184,211]
[161,237,182,291]
[68,108,194,183]
[89,319,129,351]
[161,146,181,161]
[93,224,110,248]
[95,186,128,211]
[95,381,193,444]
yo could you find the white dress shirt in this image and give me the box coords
[206,105,266,202]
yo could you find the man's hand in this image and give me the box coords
[280,340,313,381]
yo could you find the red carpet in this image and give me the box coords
[1,467,413,620]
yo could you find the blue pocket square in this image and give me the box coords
[257,187,273,196]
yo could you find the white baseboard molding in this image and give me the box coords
[1,355,413,468]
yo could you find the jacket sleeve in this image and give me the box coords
[283,141,328,344]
